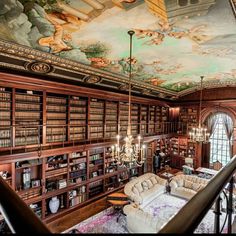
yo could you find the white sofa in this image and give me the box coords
[123,173,209,233]
[124,172,167,208]
[169,174,209,200]
[123,173,167,233]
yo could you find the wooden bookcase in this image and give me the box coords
[105,101,118,139]
[131,104,139,136]
[119,102,129,137]
[0,145,145,222]
[69,96,87,142]
[15,89,43,146]
[0,79,174,224]
[140,104,148,136]
[0,88,12,148]
[46,94,67,143]
[179,107,198,134]
[89,98,105,140]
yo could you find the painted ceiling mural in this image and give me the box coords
[0,0,236,92]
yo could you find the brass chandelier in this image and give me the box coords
[111,30,146,167]
[189,76,210,143]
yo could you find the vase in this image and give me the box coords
[49,196,60,214]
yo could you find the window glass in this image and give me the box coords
[209,113,233,166]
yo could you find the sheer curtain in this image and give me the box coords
[222,114,234,158]
[202,114,218,167]
[205,114,218,137]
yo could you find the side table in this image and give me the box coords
[107,192,129,222]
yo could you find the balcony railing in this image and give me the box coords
[158,155,236,233]
[0,122,190,154]
[0,176,50,233]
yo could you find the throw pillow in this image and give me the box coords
[184,180,193,189]
[135,182,144,193]
[132,186,139,195]
[141,181,149,191]
[150,176,158,185]
[175,178,184,187]
[192,183,200,191]
[146,179,153,189]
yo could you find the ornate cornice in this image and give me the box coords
[178,80,236,97]
[0,39,176,98]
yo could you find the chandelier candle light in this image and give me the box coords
[111,30,146,167]
[189,76,210,143]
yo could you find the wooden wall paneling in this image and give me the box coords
[11,162,15,190]
[42,198,46,220]
[42,157,46,194]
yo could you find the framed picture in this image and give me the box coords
[31,179,41,188]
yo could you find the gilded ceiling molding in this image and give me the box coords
[0,39,176,98]
[178,80,236,97]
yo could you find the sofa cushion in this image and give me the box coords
[175,178,184,187]
[132,186,139,195]
[140,184,165,207]
[184,179,194,189]
[141,181,149,191]
[146,179,153,189]
[150,176,158,185]
[171,186,196,200]
[135,182,144,193]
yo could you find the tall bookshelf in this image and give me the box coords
[68,151,87,186]
[0,87,12,147]
[179,107,198,134]
[155,106,162,134]
[89,99,104,139]
[140,105,148,135]
[131,104,139,136]
[105,101,118,139]
[46,94,68,143]
[15,89,43,146]
[149,105,155,135]
[119,102,129,137]
[69,96,87,142]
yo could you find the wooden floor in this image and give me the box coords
[47,194,110,233]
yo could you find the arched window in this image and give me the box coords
[209,113,233,166]
[190,0,199,4]
[178,0,188,6]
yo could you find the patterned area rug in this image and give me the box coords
[63,194,230,234]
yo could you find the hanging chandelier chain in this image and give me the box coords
[189,75,210,143]
[110,30,146,168]
[128,30,134,135]
[199,76,204,127]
